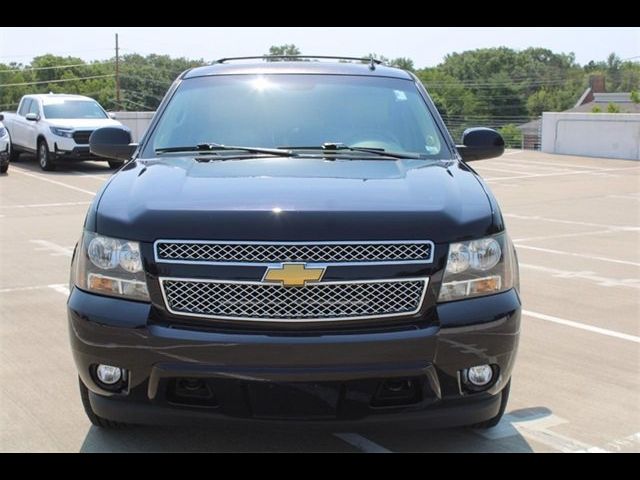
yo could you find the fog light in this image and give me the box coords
[96,364,122,385]
[467,365,493,386]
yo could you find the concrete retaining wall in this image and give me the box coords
[542,112,640,160]
[109,111,155,143]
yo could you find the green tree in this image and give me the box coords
[0,53,205,112]
[415,69,483,141]
[364,54,414,71]
[265,44,301,61]
[439,47,585,117]
[526,87,579,116]
[389,57,414,71]
[497,124,523,148]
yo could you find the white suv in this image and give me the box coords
[1,94,125,171]
[0,120,10,174]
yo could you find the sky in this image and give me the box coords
[0,27,638,68]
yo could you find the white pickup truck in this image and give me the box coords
[1,94,126,171]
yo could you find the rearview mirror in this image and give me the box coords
[89,126,138,161]
[25,113,39,122]
[457,128,504,162]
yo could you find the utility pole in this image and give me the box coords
[115,33,121,108]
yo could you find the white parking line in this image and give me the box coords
[514,244,640,268]
[334,433,392,453]
[474,165,539,175]
[475,412,609,452]
[513,228,624,243]
[68,171,111,181]
[485,166,640,182]
[607,194,640,201]
[30,239,74,257]
[499,158,611,171]
[0,283,67,294]
[504,213,638,231]
[523,310,640,344]
[10,167,97,196]
[602,432,640,452]
[48,284,70,296]
[496,161,583,172]
[0,201,92,209]
[519,263,640,289]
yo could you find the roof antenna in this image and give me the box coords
[369,55,376,71]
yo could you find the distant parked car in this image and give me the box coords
[0,118,10,174]
[1,94,126,171]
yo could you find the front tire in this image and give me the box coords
[37,139,56,171]
[472,379,511,429]
[0,163,8,174]
[9,148,20,162]
[78,377,127,428]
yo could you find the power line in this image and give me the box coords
[0,74,115,88]
[119,74,173,86]
[120,98,155,111]
[0,61,114,74]
[122,89,165,102]
[0,48,115,59]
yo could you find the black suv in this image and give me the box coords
[70,56,520,429]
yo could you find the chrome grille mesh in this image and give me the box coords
[156,241,432,264]
[161,279,427,321]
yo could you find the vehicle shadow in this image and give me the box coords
[11,154,114,175]
[78,410,540,452]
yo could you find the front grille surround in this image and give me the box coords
[72,130,93,145]
[159,277,429,323]
[155,240,434,266]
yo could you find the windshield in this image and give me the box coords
[142,74,451,159]
[42,100,107,119]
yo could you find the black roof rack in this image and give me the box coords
[215,55,383,70]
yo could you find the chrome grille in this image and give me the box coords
[155,241,433,265]
[160,278,428,322]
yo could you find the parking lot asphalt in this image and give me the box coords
[0,150,638,452]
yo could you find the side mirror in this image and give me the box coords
[0,113,4,121]
[457,127,504,162]
[108,112,117,119]
[89,126,138,161]
[25,113,39,122]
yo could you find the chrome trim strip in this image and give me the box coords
[153,239,435,266]
[158,276,430,323]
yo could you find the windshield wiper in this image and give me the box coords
[156,143,298,157]
[278,142,424,159]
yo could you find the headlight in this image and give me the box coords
[0,127,7,137]
[50,126,74,138]
[74,231,149,302]
[438,233,517,302]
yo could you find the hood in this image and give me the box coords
[46,118,122,129]
[95,156,497,244]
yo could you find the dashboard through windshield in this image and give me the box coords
[142,74,452,159]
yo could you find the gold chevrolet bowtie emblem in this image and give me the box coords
[263,263,326,287]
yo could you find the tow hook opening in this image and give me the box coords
[166,378,219,408]
[371,377,422,408]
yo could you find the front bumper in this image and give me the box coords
[68,287,521,427]
[54,144,98,160]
